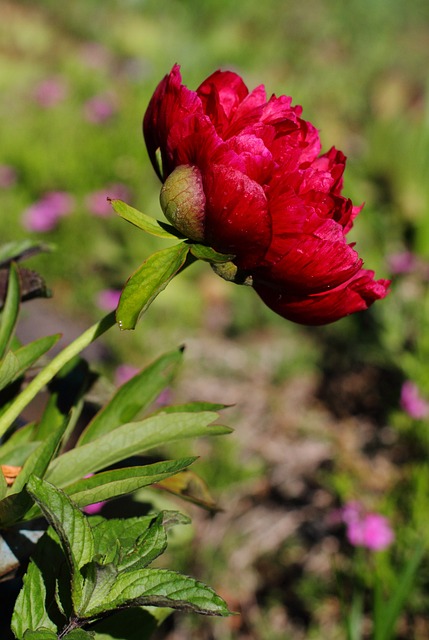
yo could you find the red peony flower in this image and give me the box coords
[143,64,390,325]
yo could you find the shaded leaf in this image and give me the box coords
[0,240,51,267]
[64,458,196,508]
[189,243,235,263]
[92,607,169,639]
[46,411,231,487]
[77,348,184,446]
[116,243,190,330]
[110,199,181,239]
[11,559,57,638]
[63,630,95,639]
[0,262,20,358]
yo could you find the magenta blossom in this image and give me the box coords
[22,191,74,232]
[400,381,429,419]
[85,183,132,216]
[96,288,122,311]
[338,501,394,552]
[387,251,417,275]
[33,77,68,108]
[83,474,106,515]
[114,364,140,386]
[83,94,117,124]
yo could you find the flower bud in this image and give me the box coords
[211,261,253,286]
[160,164,206,242]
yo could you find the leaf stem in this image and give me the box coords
[0,311,116,440]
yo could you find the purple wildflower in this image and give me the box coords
[33,77,68,108]
[337,501,394,552]
[83,94,117,124]
[400,381,429,419]
[22,191,74,232]
[96,288,122,311]
[0,165,17,188]
[85,183,131,217]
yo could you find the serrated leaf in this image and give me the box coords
[64,458,196,508]
[116,243,190,330]
[189,243,235,263]
[77,348,184,446]
[84,567,230,618]
[27,476,95,570]
[46,412,231,487]
[110,199,181,239]
[26,476,95,610]
[11,559,58,638]
[0,262,20,358]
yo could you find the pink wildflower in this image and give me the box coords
[400,381,429,419]
[22,191,74,232]
[83,94,117,124]
[387,251,417,275]
[114,364,140,386]
[33,77,68,108]
[96,288,122,311]
[85,183,131,217]
[338,501,394,552]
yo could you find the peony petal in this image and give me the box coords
[143,65,203,180]
[197,70,249,135]
[202,165,272,268]
[253,269,390,325]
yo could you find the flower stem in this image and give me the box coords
[0,311,116,440]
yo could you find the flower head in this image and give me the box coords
[143,65,389,325]
[337,501,394,552]
[96,288,122,311]
[22,191,74,232]
[33,77,68,108]
[84,94,117,124]
[400,381,429,419]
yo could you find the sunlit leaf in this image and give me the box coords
[46,411,231,487]
[22,630,58,640]
[83,567,230,618]
[110,199,181,239]
[63,458,196,508]
[77,347,184,446]
[116,243,190,330]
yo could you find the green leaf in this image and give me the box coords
[77,347,184,446]
[91,512,189,567]
[110,199,181,239]
[0,441,39,465]
[0,422,36,459]
[0,334,61,391]
[26,476,95,611]
[63,631,95,639]
[64,458,196,508]
[0,262,20,358]
[0,467,6,499]
[374,541,426,640]
[27,476,95,570]
[23,631,58,640]
[0,240,51,266]
[189,243,235,263]
[46,411,231,487]
[116,243,190,330]
[84,567,230,618]
[11,559,58,638]
[11,416,71,495]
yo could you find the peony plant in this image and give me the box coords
[1,65,390,639]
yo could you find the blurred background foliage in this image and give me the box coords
[1,0,429,638]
